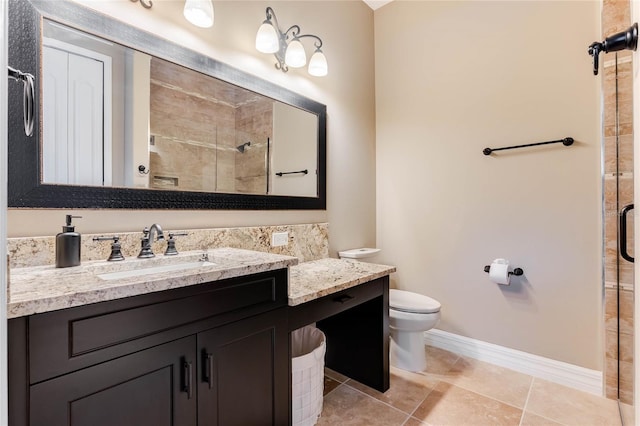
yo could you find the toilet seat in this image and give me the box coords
[390,289,441,314]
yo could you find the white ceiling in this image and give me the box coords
[363,0,394,11]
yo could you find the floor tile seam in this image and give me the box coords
[442,381,529,414]
[399,413,415,426]
[520,378,572,426]
[452,353,540,382]
[522,410,571,426]
[441,353,462,375]
[437,377,529,412]
[616,400,624,426]
[526,380,623,419]
[323,382,346,398]
[524,402,620,426]
[404,379,439,423]
[325,372,348,384]
[518,375,535,426]
[341,379,418,418]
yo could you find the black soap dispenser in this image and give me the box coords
[56,215,82,268]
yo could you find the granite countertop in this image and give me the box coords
[288,258,396,306]
[8,248,396,318]
[7,247,298,319]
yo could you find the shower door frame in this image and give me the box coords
[633,2,640,423]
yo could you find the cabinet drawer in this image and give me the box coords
[29,269,287,383]
[288,277,385,331]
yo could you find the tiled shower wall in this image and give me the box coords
[602,0,634,403]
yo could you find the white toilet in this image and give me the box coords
[388,289,441,372]
[338,248,442,372]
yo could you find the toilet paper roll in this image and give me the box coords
[489,258,510,285]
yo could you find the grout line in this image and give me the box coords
[437,379,527,413]
[324,369,348,384]
[438,356,529,412]
[519,376,534,426]
[322,382,344,398]
[521,378,571,426]
[617,400,625,426]
[399,414,412,426]
[406,382,437,423]
[341,379,416,418]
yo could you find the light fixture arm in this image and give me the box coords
[296,34,323,50]
[283,25,301,39]
[130,0,153,10]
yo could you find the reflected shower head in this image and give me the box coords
[237,141,251,153]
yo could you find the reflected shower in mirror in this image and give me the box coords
[40,19,318,197]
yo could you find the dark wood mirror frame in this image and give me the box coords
[8,0,326,210]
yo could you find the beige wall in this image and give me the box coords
[8,1,377,258]
[375,1,602,369]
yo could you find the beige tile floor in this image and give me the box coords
[317,345,629,426]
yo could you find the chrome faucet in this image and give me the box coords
[138,223,165,258]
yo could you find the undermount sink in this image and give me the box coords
[97,261,216,280]
[89,251,217,281]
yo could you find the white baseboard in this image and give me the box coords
[424,329,603,396]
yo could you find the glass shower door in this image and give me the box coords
[603,47,634,424]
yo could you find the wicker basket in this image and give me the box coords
[291,325,326,426]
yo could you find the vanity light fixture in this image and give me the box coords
[184,0,214,28]
[255,7,328,77]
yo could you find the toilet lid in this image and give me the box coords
[389,289,441,314]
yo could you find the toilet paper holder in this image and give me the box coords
[483,265,524,276]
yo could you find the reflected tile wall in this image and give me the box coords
[149,59,235,192]
[602,0,634,405]
[234,98,272,194]
[148,58,276,195]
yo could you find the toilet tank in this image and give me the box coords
[338,248,381,260]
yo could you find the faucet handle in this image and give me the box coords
[93,235,125,261]
[138,228,156,258]
[165,232,188,256]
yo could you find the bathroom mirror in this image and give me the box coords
[8,0,326,209]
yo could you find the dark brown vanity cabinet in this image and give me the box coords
[9,269,290,426]
[30,336,198,426]
[197,309,289,425]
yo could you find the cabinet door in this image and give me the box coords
[30,336,197,426]
[197,308,289,426]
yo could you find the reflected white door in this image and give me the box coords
[42,41,111,186]
[270,102,318,197]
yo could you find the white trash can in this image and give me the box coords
[291,325,326,426]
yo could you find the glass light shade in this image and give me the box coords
[285,39,306,68]
[255,21,279,53]
[183,0,214,28]
[308,50,328,76]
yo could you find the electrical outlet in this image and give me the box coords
[271,231,289,247]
